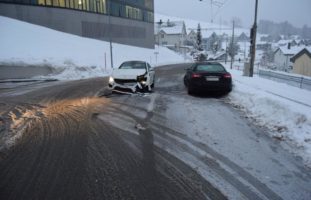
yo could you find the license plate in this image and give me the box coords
[123,83,135,86]
[205,77,219,81]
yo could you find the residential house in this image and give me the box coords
[187,30,197,46]
[155,20,187,50]
[260,34,274,42]
[256,42,272,51]
[273,45,305,71]
[277,39,297,47]
[290,47,311,77]
[207,50,227,61]
[237,32,249,42]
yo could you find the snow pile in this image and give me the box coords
[0,16,185,80]
[226,65,311,166]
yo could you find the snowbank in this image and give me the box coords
[225,64,311,166]
[0,16,185,80]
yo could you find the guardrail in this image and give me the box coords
[258,70,311,91]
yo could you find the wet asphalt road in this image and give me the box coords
[0,63,311,200]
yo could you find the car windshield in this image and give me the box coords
[119,61,146,69]
[195,64,226,72]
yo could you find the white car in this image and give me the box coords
[108,61,155,93]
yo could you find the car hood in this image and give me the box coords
[112,69,146,79]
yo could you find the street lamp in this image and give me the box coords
[155,20,163,65]
[107,0,114,68]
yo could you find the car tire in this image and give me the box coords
[188,87,194,95]
[183,76,188,87]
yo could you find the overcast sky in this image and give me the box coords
[155,0,311,28]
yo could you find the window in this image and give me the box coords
[2,0,153,23]
[126,6,142,20]
[195,64,226,72]
[119,61,146,69]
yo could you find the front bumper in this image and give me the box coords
[109,79,149,93]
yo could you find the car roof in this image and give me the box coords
[122,60,147,64]
[194,61,222,65]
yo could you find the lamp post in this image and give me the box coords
[249,0,258,77]
[155,20,163,65]
[107,0,114,68]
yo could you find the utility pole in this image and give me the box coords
[230,20,235,69]
[210,0,213,23]
[249,0,258,77]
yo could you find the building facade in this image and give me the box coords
[273,46,304,71]
[291,48,311,77]
[0,0,154,48]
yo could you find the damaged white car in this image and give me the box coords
[108,61,155,93]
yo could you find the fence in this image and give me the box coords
[258,70,311,91]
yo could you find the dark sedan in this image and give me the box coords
[184,62,232,94]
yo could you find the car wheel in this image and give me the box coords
[183,76,188,86]
[188,86,194,95]
[225,86,232,94]
[151,82,155,88]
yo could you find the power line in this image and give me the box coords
[199,0,230,23]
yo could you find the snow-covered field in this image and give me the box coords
[1,16,311,166]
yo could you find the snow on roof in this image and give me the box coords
[256,41,271,45]
[208,51,226,59]
[159,21,184,35]
[277,39,295,45]
[290,47,311,62]
[278,46,306,55]
[155,13,249,38]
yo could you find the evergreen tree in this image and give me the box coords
[208,32,221,53]
[196,23,203,51]
[228,37,239,58]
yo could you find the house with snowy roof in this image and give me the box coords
[290,47,311,77]
[155,20,187,49]
[277,39,297,47]
[237,32,249,42]
[273,45,305,71]
[187,30,197,46]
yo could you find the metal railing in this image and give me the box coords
[258,70,311,91]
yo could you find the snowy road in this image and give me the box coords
[0,64,311,200]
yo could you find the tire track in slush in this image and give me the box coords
[0,98,91,200]
[108,95,282,200]
[105,101,227,200]
[90,110,214,200]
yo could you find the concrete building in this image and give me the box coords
[290,47,311,77]
[0,0,154,48]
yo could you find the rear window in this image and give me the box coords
[119,61,146,69]
[195,64,226,72]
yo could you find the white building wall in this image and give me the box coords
[274,50,293,71]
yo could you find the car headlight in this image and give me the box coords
[137,75,147,82]
[108,76,114,84]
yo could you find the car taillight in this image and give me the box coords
[223,74,231,78]
[191,74,201,78]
